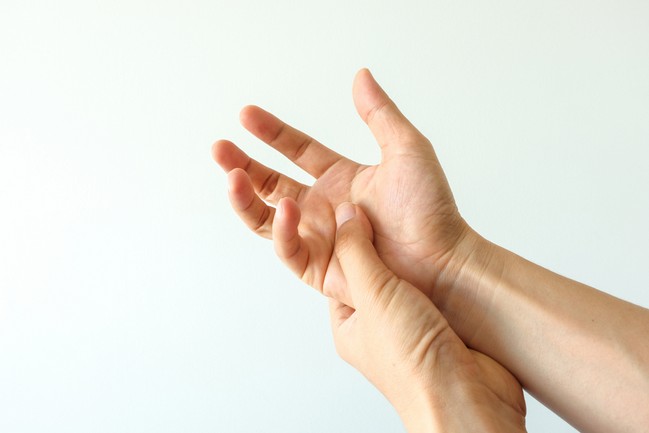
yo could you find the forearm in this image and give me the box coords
[436,230,649,433]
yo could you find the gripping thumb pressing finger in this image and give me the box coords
[334,202,400,310]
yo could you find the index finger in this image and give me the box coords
[240,105,347,178]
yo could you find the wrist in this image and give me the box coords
[396,372,524,433]
[394,387,443,433]
[394,372,472,433]
[430,226,510,344]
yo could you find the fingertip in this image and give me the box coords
[354,67,376,83]
[226,168,253,207]
[335,202,357,229]
[275,196,293,223]
[211,139,230,165]
[239,105,279,141]
[353,67,371,85]
[240,105,271,131]
[352,69,388,123]
[273,197,304,265]
[212,139,251,173]
[335,203,374,242]
[239,105,258,126]
[354,66,380,87]
[275,197,300,233]
[226,166,246,184]
[210,140,220,161]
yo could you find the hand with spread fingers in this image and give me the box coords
[213,69,649,433]
[212,68,467,307]
[329,202,526,433]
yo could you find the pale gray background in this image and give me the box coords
[1,1,648,432]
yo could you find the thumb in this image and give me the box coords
[334,202,399,309]
[352,68,427,157]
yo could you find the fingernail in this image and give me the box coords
[335,202,356,228]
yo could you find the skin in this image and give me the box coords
[212,69,649,432]
[213,69,463,308]
[330,202,526,432]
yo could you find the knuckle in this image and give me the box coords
[365,266,397,292]
[250,206,272,237]
[334,230,358,258]
[367,271,402,306]
[354,271,402,317]
[365,98,391,125]
[292,137,313,161]
[258,172,280,199]
[269,122,286,146]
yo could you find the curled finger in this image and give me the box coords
[228,168,275,239]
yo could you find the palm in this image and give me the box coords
[286,160,362,297]
[355,154,463,296]
[213,70,465,304]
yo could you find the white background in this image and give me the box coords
[1,1,648,432]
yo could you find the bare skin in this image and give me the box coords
[330,202,526,433]
[213,69,649,432]
[213,69,463,308]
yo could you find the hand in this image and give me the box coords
[329,202,526,433]
[214,69,649,432]
[212,69,472,306]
